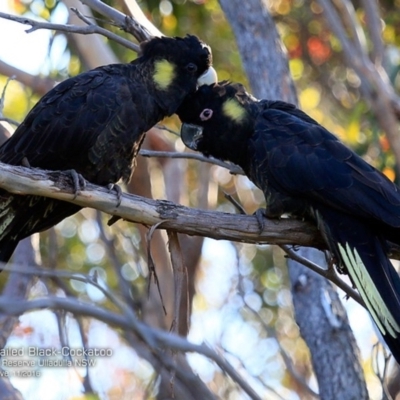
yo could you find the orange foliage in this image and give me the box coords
[307,36,331,64]
[379,135,391,152]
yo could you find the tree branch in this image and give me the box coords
[81,0,161,41]
[167,231,188,335]
[280,245,363,307]
[117,0,164,39]
[0,11,139,52]
[0,264,262,400]
[0,162,323,247]
[3,161,400,310]
[139,149,244,175]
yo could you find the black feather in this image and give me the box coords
[177,82,400,364]
[0,35,214,263]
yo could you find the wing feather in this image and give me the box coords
[250,107,400,227]
[0,68,134,175]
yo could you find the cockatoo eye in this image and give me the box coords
[185,63,198,73]
[200,108,213,121]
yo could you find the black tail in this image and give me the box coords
[317,208,400,364]
[0,193,82,266]
[0,192,20,264]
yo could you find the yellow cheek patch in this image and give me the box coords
[222,99,247,123]
[153,59,176,90]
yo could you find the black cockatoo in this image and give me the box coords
[177,81,400,363]
[0,35,217,262]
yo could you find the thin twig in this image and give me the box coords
[0,285,261,399]
[221,344,288,400]
[0,263,125,309]
[166,231,188,397]
[77,316,95,394]
[70,7,140,52]
[167,231,188,334]
[96,211,133,308]
[146,221,168,315]
[139,149,244,175]
[233,244,320,399]
[81,0,157,42]
[155,124,180,136]
[372,343,393,400]
[280,245,363,307]
[317,0,371,77]
[224,193,364,312]
[224,192,247,214]
[0,11,139,52]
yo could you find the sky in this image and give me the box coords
[0,0,68,75]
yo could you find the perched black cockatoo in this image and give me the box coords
[177,81,400,363]
[0,35,217,263]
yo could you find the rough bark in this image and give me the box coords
[288,249,368,400]
[0,238,37,400]
[0,161,323,247]
[219,0,297,103]
[0,118,39,399]
[145,129,206,337]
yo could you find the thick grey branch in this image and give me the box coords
[0,162,323,248]
[287,249,369,399]
[3,162,400,306]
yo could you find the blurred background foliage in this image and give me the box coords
[1,0,400,398]
[5,0,400,173]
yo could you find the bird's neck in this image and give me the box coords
[133,59,186,117]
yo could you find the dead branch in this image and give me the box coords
[0,11,139,52]
[0,162,323,248]
[81,0,160,41]
[167,231,188,335]
[3,161,400,309]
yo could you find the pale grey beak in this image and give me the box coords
[181,123,204,151]
[197,67,218,87]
